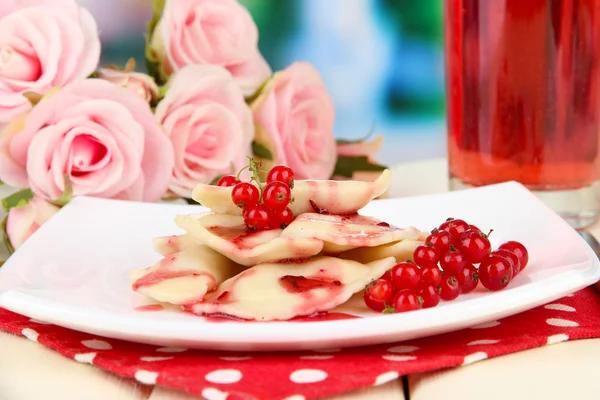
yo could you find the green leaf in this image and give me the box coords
[1,216,14,256]
[209,175,224,186]
[332,156,387,179]
[336,123,377,145]
[252,141,274,161]
[1,189,33,212]
[48,175,73,207]
[245,77,271,104]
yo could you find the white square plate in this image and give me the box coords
[0,182,598,351]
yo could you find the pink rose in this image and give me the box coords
[251,62,337,180]
[0,79,175,202]
[99,68,159,104]
[150,0,271,96]
[155,65,253,197]
[4,196,60,251]
[0,0,101,126]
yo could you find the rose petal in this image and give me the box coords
[5,202,37,250]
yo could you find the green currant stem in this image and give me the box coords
[246,157,265,201]
[236,165,250,180]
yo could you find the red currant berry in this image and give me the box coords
[382,270,392,282]
[479,255,513,291]
[491,249,520,277]
[419,284,440,308]
[217,175,240,187]
[267,165,295,188]
[438,218,456,231]
[272,207,294,229]
[390,261,421,290]
[426,229,453,257]
[244,204,272,230]
[393,290,423,313]
[439,276,461,301]
[363,279,394,312]
[440,246,467,275]
[231,182,260,208]
[468,224,481,232]
[263,181,292,211]
[457,263,479,294]
[413,244,439,268]
[498,241,529,271]
[420,266,443,287]
[457,229,492,264]
[446,219,470,239]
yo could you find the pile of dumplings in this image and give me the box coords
[129,170,426,321]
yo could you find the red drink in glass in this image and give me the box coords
[444,0,600,228]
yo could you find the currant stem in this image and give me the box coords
[236,165,250,180]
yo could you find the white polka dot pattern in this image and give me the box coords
[374,371,400,385]
[205,369,243,384]
[135,370,158,385]
[471,321,501,329]
[81,339,112,350]
[21,328,39,342]
[382,355,417,362]
[290,369,328,383]
[462,352,488,365]
[299,355,335,360]
[544,304,576,312]
[467,339,500,346]
[547,334,569,345]
[201,387,228,400]
[74,352,96,364]
[546,318,579,327]
[141,356,174,362]
[387,345,419,353]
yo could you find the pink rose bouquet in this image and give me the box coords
[0,79,174,202]
[0,0,101,127]
[155,65,253,197]
[0,0,388,256]
[147,0,271,96]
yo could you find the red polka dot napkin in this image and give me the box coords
[1,287,600,400]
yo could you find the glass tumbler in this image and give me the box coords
[444,0,600,229]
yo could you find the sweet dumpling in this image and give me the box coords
[129,245,245,305]
[191,169,391,217]
[186,256,396,321]
[280,213,422,254]
[340,239,423,264]
[174,212,324,266]
[152,234,199,256]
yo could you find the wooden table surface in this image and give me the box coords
[1,159,599,400]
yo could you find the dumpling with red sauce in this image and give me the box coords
[186,256,396,321]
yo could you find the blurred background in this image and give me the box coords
[78,0,446,165]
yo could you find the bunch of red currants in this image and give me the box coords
[364,218,529,314]
[217,165,296,230]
